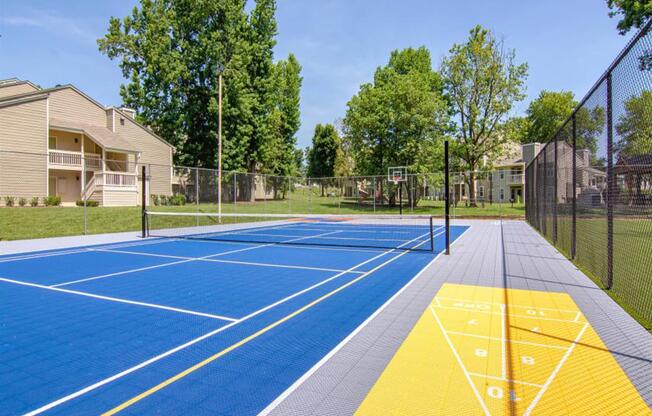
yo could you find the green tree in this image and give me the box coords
[502,116,531,144]
[441,25,528,206]
[525,90,576,143]
[262,54,303,177]
[246,0,277,178]
[616,90,652,155]
[342,47,451,177]
[307,124,340,196]
[607,0,652,34]
[98,0,289,178]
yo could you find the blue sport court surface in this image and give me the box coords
[0,218,468,415]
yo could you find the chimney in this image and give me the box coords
[119,107,136,118]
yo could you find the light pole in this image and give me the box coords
[217,64,224,220]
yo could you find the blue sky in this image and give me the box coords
[0,0,632,148]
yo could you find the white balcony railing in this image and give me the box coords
[86,154,102,170]
[97,172,137,187]
[49,150,82,167]
[508,174,523,184]
[48,150,103,170]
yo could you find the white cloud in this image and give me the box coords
[0,11,98,43]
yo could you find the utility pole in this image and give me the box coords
[217,68,223,220]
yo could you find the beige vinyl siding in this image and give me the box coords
[0,98,48,202]
[87,190,103,205]
[49,129,83,151]
[109,109,173,198]
[101,189,138,206]
[0,83,39,100]
[49,88,107,126]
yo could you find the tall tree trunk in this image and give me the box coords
[468,171,477,207]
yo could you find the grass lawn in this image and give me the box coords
[539,215,652,331]
[0,193,524,241]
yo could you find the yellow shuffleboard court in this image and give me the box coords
[356,283,651,415]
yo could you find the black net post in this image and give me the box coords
[445,140,450,255]
[606,72,614,290]
[429,215,434,253]
[141,165,147,238]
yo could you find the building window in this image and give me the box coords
[479,186,484,198]
[499,170,504,179]
[500,188,505,200]
[120,118,125,126]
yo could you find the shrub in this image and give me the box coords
[159,195,168,206]
[170,195,187,206]
[151,194,160,206]
[30,197,40,207]
[76,200,99,207]
[18,197,27,207]
[4,196,15,207]
[44,196,61,206]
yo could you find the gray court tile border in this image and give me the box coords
[264,220,652,415]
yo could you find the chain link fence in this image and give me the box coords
[0,147,524,241]
[526,21,652,325]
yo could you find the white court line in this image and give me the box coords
[435,295,581,314]
[51,230,345,288]
[500,303,507,380]
[238,226,439,236]
[219,232,426,242]
[0,248,90,263]
[183,237,387,253]
[0,277,237,322]
[259,228,446,416]
[432,304,586,324]
[445,331,570,350]
[573,311,583,322]
[468,372,544,388]
[430,305,491,416]
[91,248,188,260]
[50,259,195,288]
[92,247,364,275]
[524,323,590,416]
[23,230,428,416]
[0,238,179,264]
[201,258,364,274]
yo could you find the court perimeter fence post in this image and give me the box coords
[141,165,147,238]
[606,72,614,290]
[445,140,450,255]
[571,115,577,259]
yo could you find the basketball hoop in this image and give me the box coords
[388,166,407,184]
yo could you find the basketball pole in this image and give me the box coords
[399,181,403,216]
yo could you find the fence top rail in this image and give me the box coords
[525,18,652,171]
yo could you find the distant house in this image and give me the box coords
[615,153,652,206]
[452,142,541,204]
[0,78,175,206]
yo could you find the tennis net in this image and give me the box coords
[144,211,444,252]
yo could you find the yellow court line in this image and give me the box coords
[102,238,428,415]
